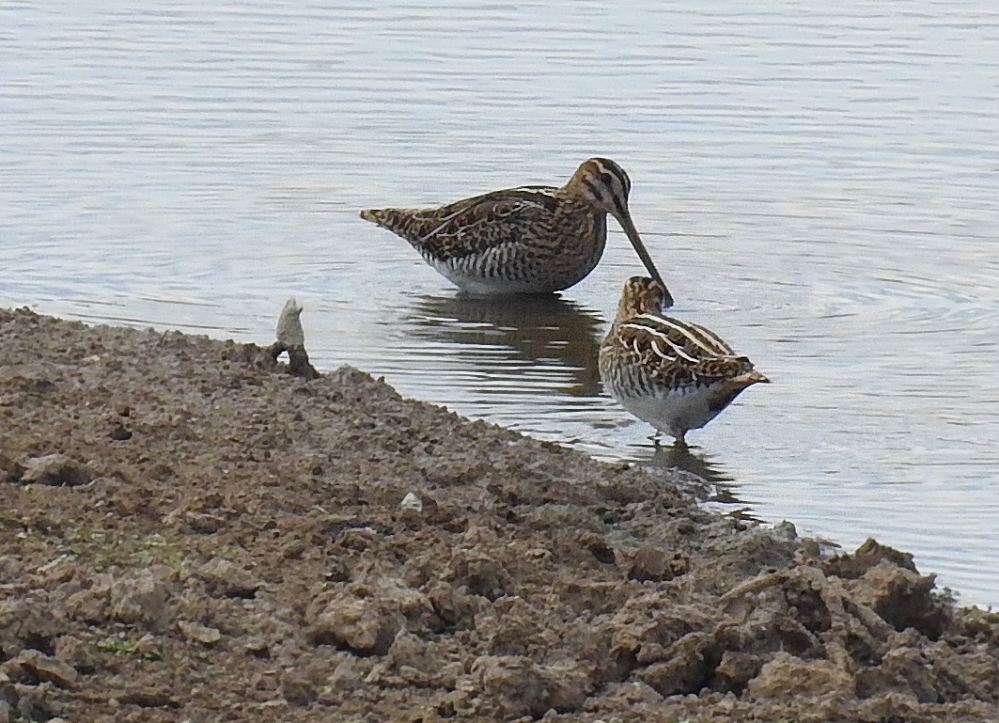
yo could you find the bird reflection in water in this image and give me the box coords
[405,293,604,396]
[646,441,751,514]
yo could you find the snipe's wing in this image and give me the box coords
[362,185,561,261]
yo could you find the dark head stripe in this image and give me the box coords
[581,175,601,200]
[592,158,630,195]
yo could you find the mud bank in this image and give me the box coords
[1,306,997,722]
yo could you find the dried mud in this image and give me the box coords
[1,306,998,722]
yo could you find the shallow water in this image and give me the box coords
[2,1,998,605]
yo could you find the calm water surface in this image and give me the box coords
[2,1,998,605]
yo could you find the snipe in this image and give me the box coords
[599,276,768,445]
[361,158,671,301]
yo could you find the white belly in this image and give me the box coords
[614,385,723,437]
[434,264,557,295]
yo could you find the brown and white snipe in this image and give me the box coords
[361,158,671,300]
[599,276,768,446]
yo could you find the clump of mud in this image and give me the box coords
[1,306,997,722]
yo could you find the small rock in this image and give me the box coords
[587,539,616,565]
[306,593,401,656]
[399,492,423,511]
[178,621,222,645]
[328,656,366,691]
[269,298,319,379]
[118,687,178,708]
[19,454,94,487]
[110,566,174,628]
[748,651,855,700]
[14,684,55,721]
[275,298,305,348]
[0,596,69,650]
[34,554,76,585]
[772,520,798,541]
[426,580,482,630]
[855,562,949,640]
[447,550,510,600]
[857,691,923,721]
[281,672,318,706]
[196,557,261,599]
[386,631,441,675]
[712,650,764,693]
[110,424,132,441]
[134,633,161,659]
[599,680,664,708]
[53,636,96,675]
[1,650,78,689]
[637,631,718,696]
[186,513,224,534]
[241,637,269,659]
[282,540,308,560]
[627,547,673,582]
[0,454,24,484]
[540,661,593,713]
[470,655,551,719]
[324,557,351,583]
[64,573,114,623]
[824,538,918,579]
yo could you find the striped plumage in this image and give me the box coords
[599,276,768,445]
[361,158,671,301]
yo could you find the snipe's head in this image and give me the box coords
[569,158,673,308]
[568,158,633,216]
[614,276,669,324]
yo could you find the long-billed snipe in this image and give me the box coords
[361,158,672,301]
[599,276,768,446]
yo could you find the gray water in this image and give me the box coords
[2,1,998,606]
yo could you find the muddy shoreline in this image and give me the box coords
[1,306,997,722]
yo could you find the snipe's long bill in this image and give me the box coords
[599,276,768,446]
[361,158,671,301]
